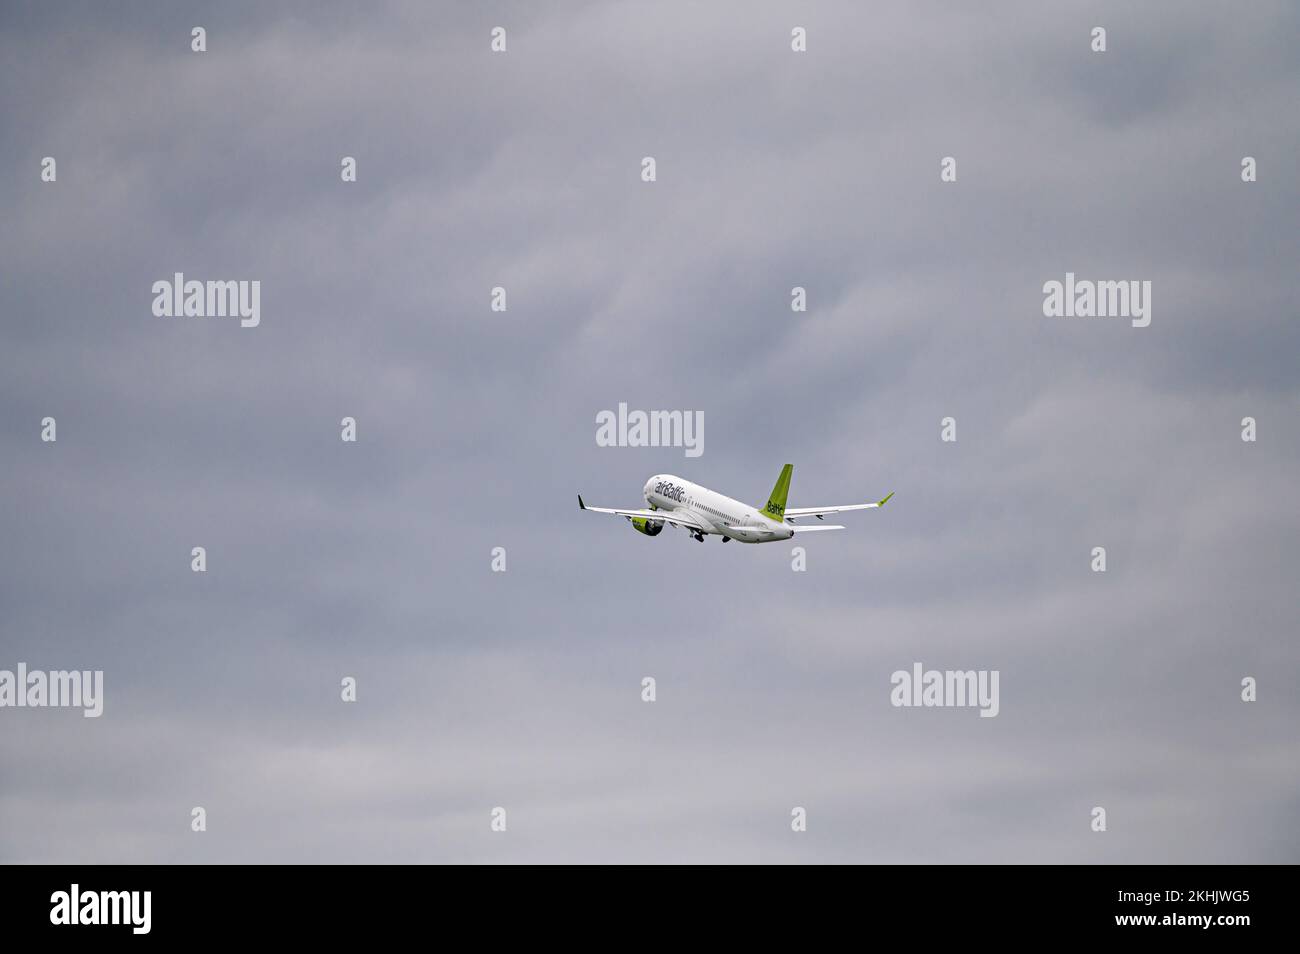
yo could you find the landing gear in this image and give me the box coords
[693,532,705,543]
[720,536,729,543]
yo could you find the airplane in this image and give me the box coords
[578,464,893,544]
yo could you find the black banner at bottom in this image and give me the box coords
[2,865,1280,940]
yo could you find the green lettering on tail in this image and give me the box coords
[759,464,793,523]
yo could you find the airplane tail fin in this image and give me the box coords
[759,464,793,522]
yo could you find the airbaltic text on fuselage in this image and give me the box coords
[596,403,703,458]
[152,273,260,328]
[654,480,686,502]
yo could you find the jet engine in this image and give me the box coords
[630,516,664,537]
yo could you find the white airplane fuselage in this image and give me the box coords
[643,474,793,543]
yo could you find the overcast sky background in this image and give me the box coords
[1,0,1297,863]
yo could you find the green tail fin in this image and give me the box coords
[759,464,793,522]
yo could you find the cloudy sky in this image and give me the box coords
[1,0,1297,863]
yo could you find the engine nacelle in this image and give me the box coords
[631,516,664,537]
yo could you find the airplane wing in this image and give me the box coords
[783,491,894,521]
[577,495,708,532]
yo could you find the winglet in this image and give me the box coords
[877,491,894,507]
[578,494,586,510]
